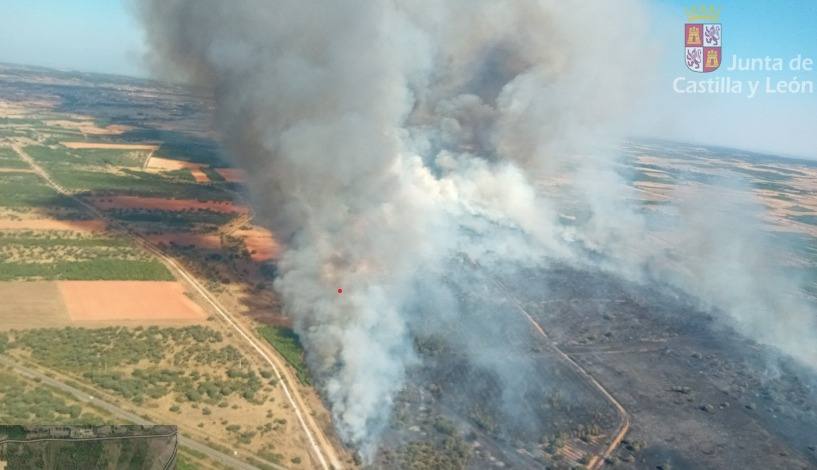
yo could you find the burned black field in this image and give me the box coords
[509,266,817,469]
[371,264,622,469]
[370,263,817,470]
[4,63,816,470]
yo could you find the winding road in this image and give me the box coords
[493,278,630,470]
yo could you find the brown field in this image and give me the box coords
[45,120,131,135]
[89,196,248,214]
[61,142,159,151]
[0,282,71,329]
[0,218,106,232]
[147,232,222,250]
[214,168,247,183]
[145,156,198,171]
[57,281,206,323]
[0,100,38,118]
[632,180,673,202]
[235,226,281,261]
[146,156,209,183]
[188,169,209,183]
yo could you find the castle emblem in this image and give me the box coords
[685,6,722,73]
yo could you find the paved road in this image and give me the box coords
[0,355,266,470]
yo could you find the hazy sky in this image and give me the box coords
[0,0,145,77]
[644,0,817,158]
[0,0,814,158]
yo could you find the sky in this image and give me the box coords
[642,0,817,158]
[0,0,814,158]
[0,0,145,77]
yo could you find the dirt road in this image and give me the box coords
[493,278,631,470]
[12,143,344,470]
[0,355,266,470]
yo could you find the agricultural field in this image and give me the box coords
[0,368,107,425]
[0,148,174,284]
[0,231,172,282]
[0,146,29,169]
[30,143,153,168]
[0,170,78,212]
[258,326,311,385]
[0,425,178,470]
[0,114,276,293]
[24,144,233,201]
[0,65,348,470]
[1,325,313,466]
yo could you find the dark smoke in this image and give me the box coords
[133,0,817,458]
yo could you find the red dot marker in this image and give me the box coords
[337,288,343,294]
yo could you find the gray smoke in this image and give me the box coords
[133,0,817,458]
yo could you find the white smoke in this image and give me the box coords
[133,0,817,458]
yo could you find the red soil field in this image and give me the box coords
[147,232,222,250]
[146,156,210,183]
[214,168,247,183]
[188,168,210,183]
[235,226,281,261]
[0,219,107,232]
[57,281,206,322]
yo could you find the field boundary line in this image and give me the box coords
[11,143,340,470]
[0,432,176,445]
[0,355,266,470]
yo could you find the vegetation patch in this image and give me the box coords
[0,147,28,169]
[382,437,471,470]
[0,370,104,425]
[0,173,76,209]
[7,326,269,409]
[257,326,311,384]
[0,259,173,281]
[106,208,237,228]
[0,230,172,281]
[25,145,149,168]
[25,145,234,200]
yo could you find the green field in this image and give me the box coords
[0,147,28,168]
[0,148,176,282]
[257,326,311,384]
[0,370,105,425]
[0,173,77,209]
[9,327,270,404]
[107,208,237,228]
[25,145,235,201]
[0,118,42,127]
[0,231,131,247]
[0,425,177,470]
[24,144,150,168]
[0,153,86,217]
[0,231,173,281]
[0,260,172,281]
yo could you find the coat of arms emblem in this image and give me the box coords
[685,6,722,73]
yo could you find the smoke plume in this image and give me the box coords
[133,0,817,457]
